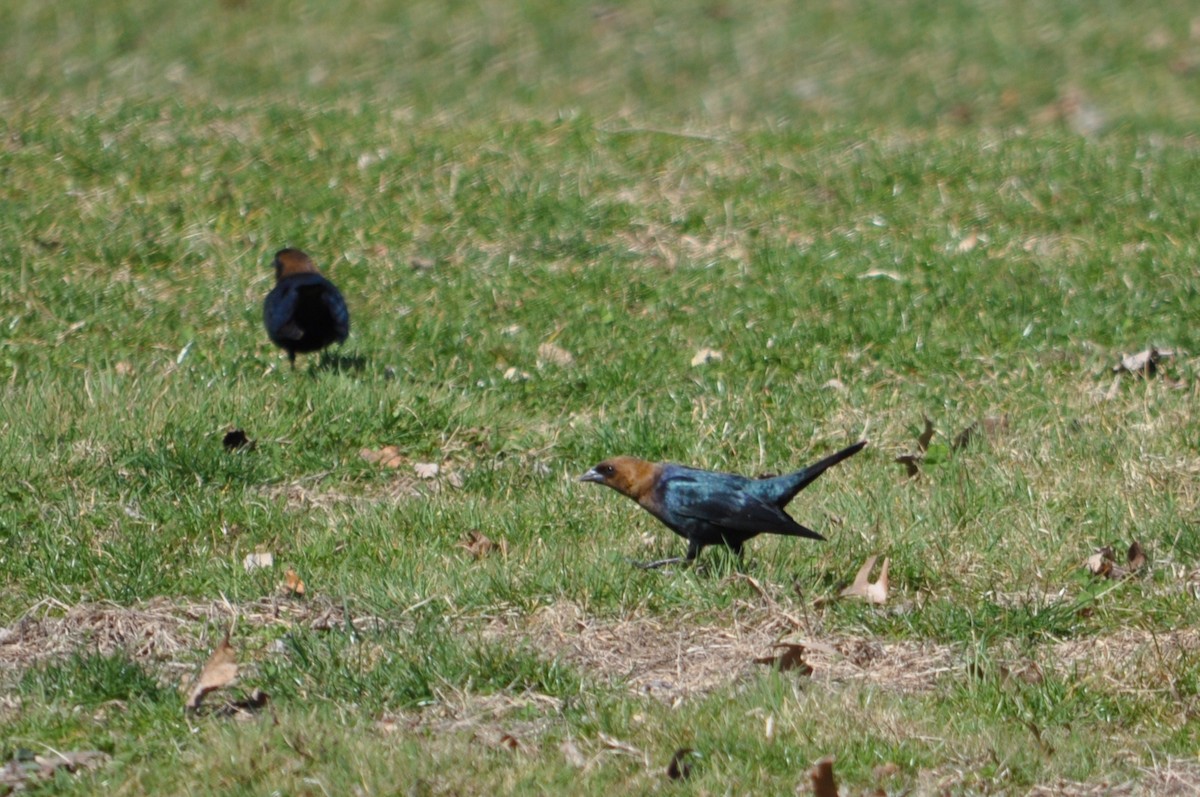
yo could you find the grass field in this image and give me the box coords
[3,0,1200,794]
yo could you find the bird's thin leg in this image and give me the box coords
[626,539,700,570]
[288,350,296,369]
[628,555,686,570]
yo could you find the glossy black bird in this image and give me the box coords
[262,248,350,366]
[580,441,866,568]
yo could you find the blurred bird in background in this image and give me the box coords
[262,248,350,367]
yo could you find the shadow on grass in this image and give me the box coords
[313,350,368,375]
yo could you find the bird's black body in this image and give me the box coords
[262,250,350,365]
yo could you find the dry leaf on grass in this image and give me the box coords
[753,643,814,675]
[413,462,439,479]
[894,454,922,479]
[503,366,531,382]
[667,748,697,781]
[537,342,575,368]
[282,568,305,596]
[186,636,238,711]
[1086,541,1147,580]
[242,552,273,572]
[457,529,507,559]
[598,733,642,756]
[690,347,723,367]
[222,429,254,452]
[917,416,935,452]
[1113,347,1176,377]
[840,556,889,604]
[810,756,840,797]
[360,445,404,468]
[895,416,936,477]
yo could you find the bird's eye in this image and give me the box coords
[596,463,615,477]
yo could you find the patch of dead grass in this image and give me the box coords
[0,596,384,677]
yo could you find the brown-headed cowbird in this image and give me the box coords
[580,441,866,567]
[263,248,350,366]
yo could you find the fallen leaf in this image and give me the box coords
[894,454,922,478]
[956,232,979,253]
[114,361,135,376]
[503,366,531,382]
[497,734,523,752]
[667,748,697,781]
[1113,347,1176,377]
[216,688,270,718]
[1086,545,1116,577]
[822,378,846,392]
[360,445,404,468]
[411,256,436,271]
[282,568,305,596]
[1127,540,1147,571]
[243,551,274,572]
[690,347,723,367]
[810,756,840,797]
[917,416,935,452]
[753,643,814,675]
[457,529,507,559]
[413,462,440,479]
[186,636,238,711]
[840,555,889,604]
[222,429,254,452]
[537,342,575,368]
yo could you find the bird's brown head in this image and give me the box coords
[273,248,319,281]
[579,456,660,501]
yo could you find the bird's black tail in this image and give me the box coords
[776,440,867,506]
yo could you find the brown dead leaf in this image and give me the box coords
[1085,547,1115,578]
[186,636,238,711]
[917,416,935,452]
[114,361,135,376]
[1113,347,1176,377]
[690,347,723,367]
[282,568,306,596]
[753,643,814,675]
[667,748,696,781]
[1127,540,1147,572]
[497,733,523,752]
[894,454,922,478]
[361,445,404,468]
[810,756,840,797]
[537,342,575,368]
[840,555,889,604]
[457,529,507,559]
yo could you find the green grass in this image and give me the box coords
[2,0,1200,793]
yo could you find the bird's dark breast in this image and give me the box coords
[265,278,349,353]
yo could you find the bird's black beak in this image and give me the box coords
[578,468,604,483]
